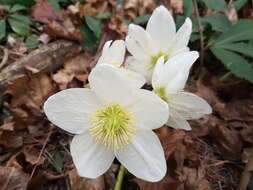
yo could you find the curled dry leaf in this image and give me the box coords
[53,53,90,90]
[0,166,29,190]
[32,1,82,41]
[69,169,105,190]
[170,0,183,14]
[0,131,23,149]
[211,125,243,161]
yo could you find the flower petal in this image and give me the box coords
[166,108,192,130]
[115,130,166,182]
[146,5,176,52]
[127,24,154,56]
[120,68,146,88]
[97,40,125,67]
[152,51,199,93]
[71,132,115,178]
[127,89,169,130]
[44,88,101,134]
[169,92,212,120]
[126,56,153,83]
[170,18,192,55]
[89,64,134,104]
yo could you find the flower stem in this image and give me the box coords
[114,165,126,190]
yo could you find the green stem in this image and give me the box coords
[219,71,233,82]
[114,165,126,190]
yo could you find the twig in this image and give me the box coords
[0,46,9,69]
[219,71,233,82]
[114,165,126,190]
[29,129,53,180]
[238,149,253,190]
[192,0,205,69]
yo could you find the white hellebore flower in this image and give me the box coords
[126,5,192,82]
[44,64,169,182]
[152,51,212,130]
[97,40,146,88]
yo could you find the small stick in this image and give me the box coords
[192,0,205,68]
[0,47,9,69]
[238,149,253,190]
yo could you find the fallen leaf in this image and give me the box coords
[32,1,63,24]
[170,0,183,14]
[210,125,243,161]
[69,169,105,190]
[0,166,29,190]
[0,131,23,149]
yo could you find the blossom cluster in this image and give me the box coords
[44,6,212,182]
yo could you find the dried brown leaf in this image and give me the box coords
[69,169,105,190]
[0,167,29,190]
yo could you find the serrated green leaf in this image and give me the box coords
[211,47,253,83]
[234,0,247,11]
[25,34,39,51]
[2,0,35,8]
[133,14,151,24]
[218,42,253,58]
[10,4,27,12]
[8,17,30,36]
[214,20,253,45]
[0,20,6,40]
[70,0,85,3]
[85,16,101,39]
[9,14,33,25]
[183,0,194,17]
[200,0,227,11]
[202,13,231,32]
[94,12,112,20]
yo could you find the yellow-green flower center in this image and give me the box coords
[150,52,170,69]
[89,104,137,150]
[154,87,168,102]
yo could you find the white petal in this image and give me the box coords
[126,56,153,84]
[169,92,212,120]
[97,40,125,67]
[127,89,169,130]
[152,51,199,93]
[89,64,134,104]
[70,132,115,178]
[170,18,192,55]
[127,24,154,55]
[119,68,146,88]
[166,108,192,130]
[115,130,166,182]
[146,5,176,52]
[44,88,101,134]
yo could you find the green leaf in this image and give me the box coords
[202,13,232,32]
[218,42,253,58]
[25,34,40,51]
[133,14,151,24]
[46,0,61,11]
[234,0,247,11]
[1,0,35,7]
[214,20,253,45]
[3,4,11,12]
[10,4,27,12]
[9,14,33,25]
[0,20,6,40]
[85,16,102,39]
[183,0,194,17]
[51,151,63,173]
[79,26,98,53]
[94,12,112,20]
[70,0,85,3]
[200,0,227,11]
[8,15,32,36]
[211,47,253,83]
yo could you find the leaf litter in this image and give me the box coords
[0,0,253,190]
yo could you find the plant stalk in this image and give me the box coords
[114,165,126,190]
